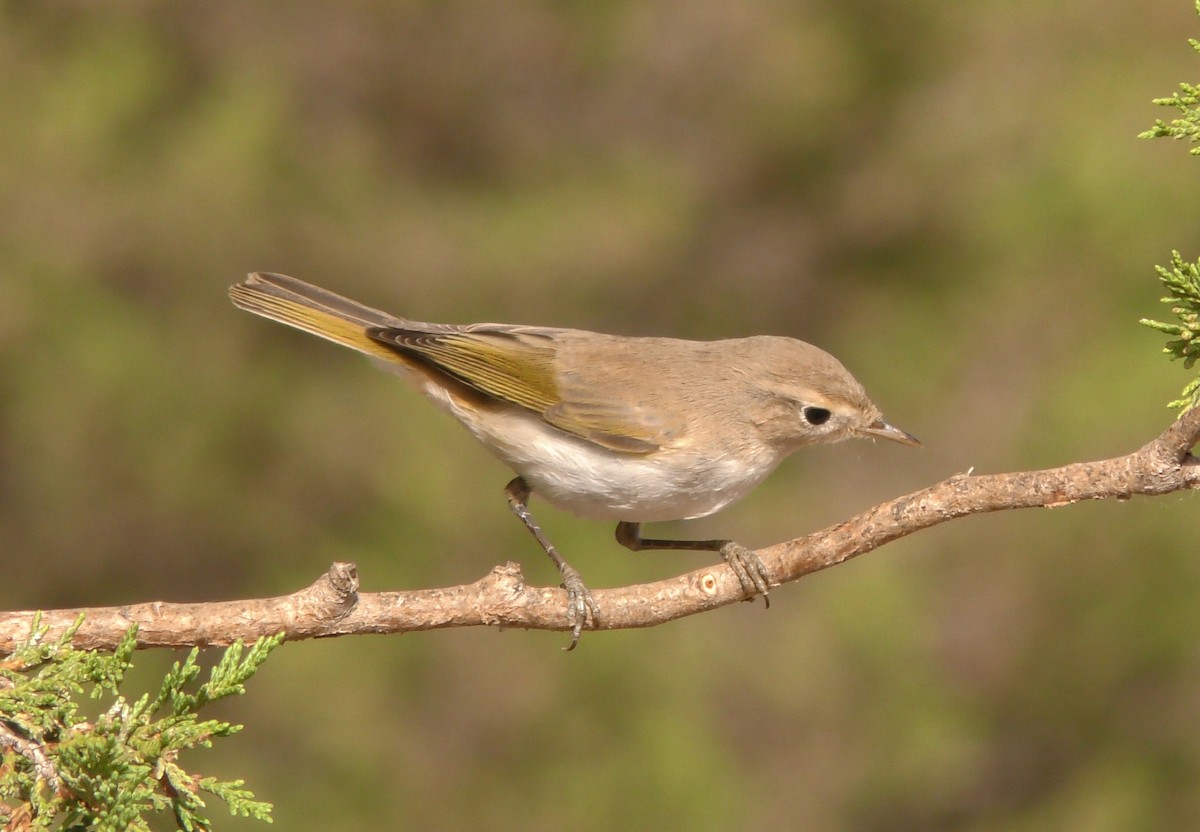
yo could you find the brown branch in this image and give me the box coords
[2,409,1199,655]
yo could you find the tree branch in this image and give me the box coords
[3,409,1198,655]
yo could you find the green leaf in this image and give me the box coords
[1142,251,1200,410]
[1,621,282,829]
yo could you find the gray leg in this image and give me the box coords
[505,477,598,650]
[615,521,771,606]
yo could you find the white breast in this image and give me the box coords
[433,392,782,522]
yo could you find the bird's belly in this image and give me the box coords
[444,404,781,522]
[524,452,769,521]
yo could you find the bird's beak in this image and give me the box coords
[860,418,922,448]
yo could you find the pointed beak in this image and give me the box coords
[860,418,922,448]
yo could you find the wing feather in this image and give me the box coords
[368,328,673,453]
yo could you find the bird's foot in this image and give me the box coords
[719,541,771,608]
[559,563,600,651]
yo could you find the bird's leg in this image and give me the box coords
[505,477,599,650]
[615,521,771,606]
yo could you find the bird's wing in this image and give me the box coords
[543,397,674,454]
[367,328,673,453]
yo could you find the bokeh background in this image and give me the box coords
[4,1,1200,829]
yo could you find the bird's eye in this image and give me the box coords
[803,406,831,426]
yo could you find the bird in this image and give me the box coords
[229,272,919,648]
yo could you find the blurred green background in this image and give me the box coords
[4,1,1200,829]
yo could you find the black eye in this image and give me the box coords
[803,406,831,426]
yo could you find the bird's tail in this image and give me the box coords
[228,272,405,361]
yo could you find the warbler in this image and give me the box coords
[229,272,919,648]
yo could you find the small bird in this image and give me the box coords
[229,272,919,648]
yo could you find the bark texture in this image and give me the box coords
[2,409,1197,654]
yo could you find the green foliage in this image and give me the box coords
[1142,253,1200,410]
[0,617,281,830]
[1139,4,1200,410]
[1138,2,1200,152]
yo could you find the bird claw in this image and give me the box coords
[719,541,771,607]
[559,564,599,651]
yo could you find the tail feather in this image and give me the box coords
[228,272,405,361]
